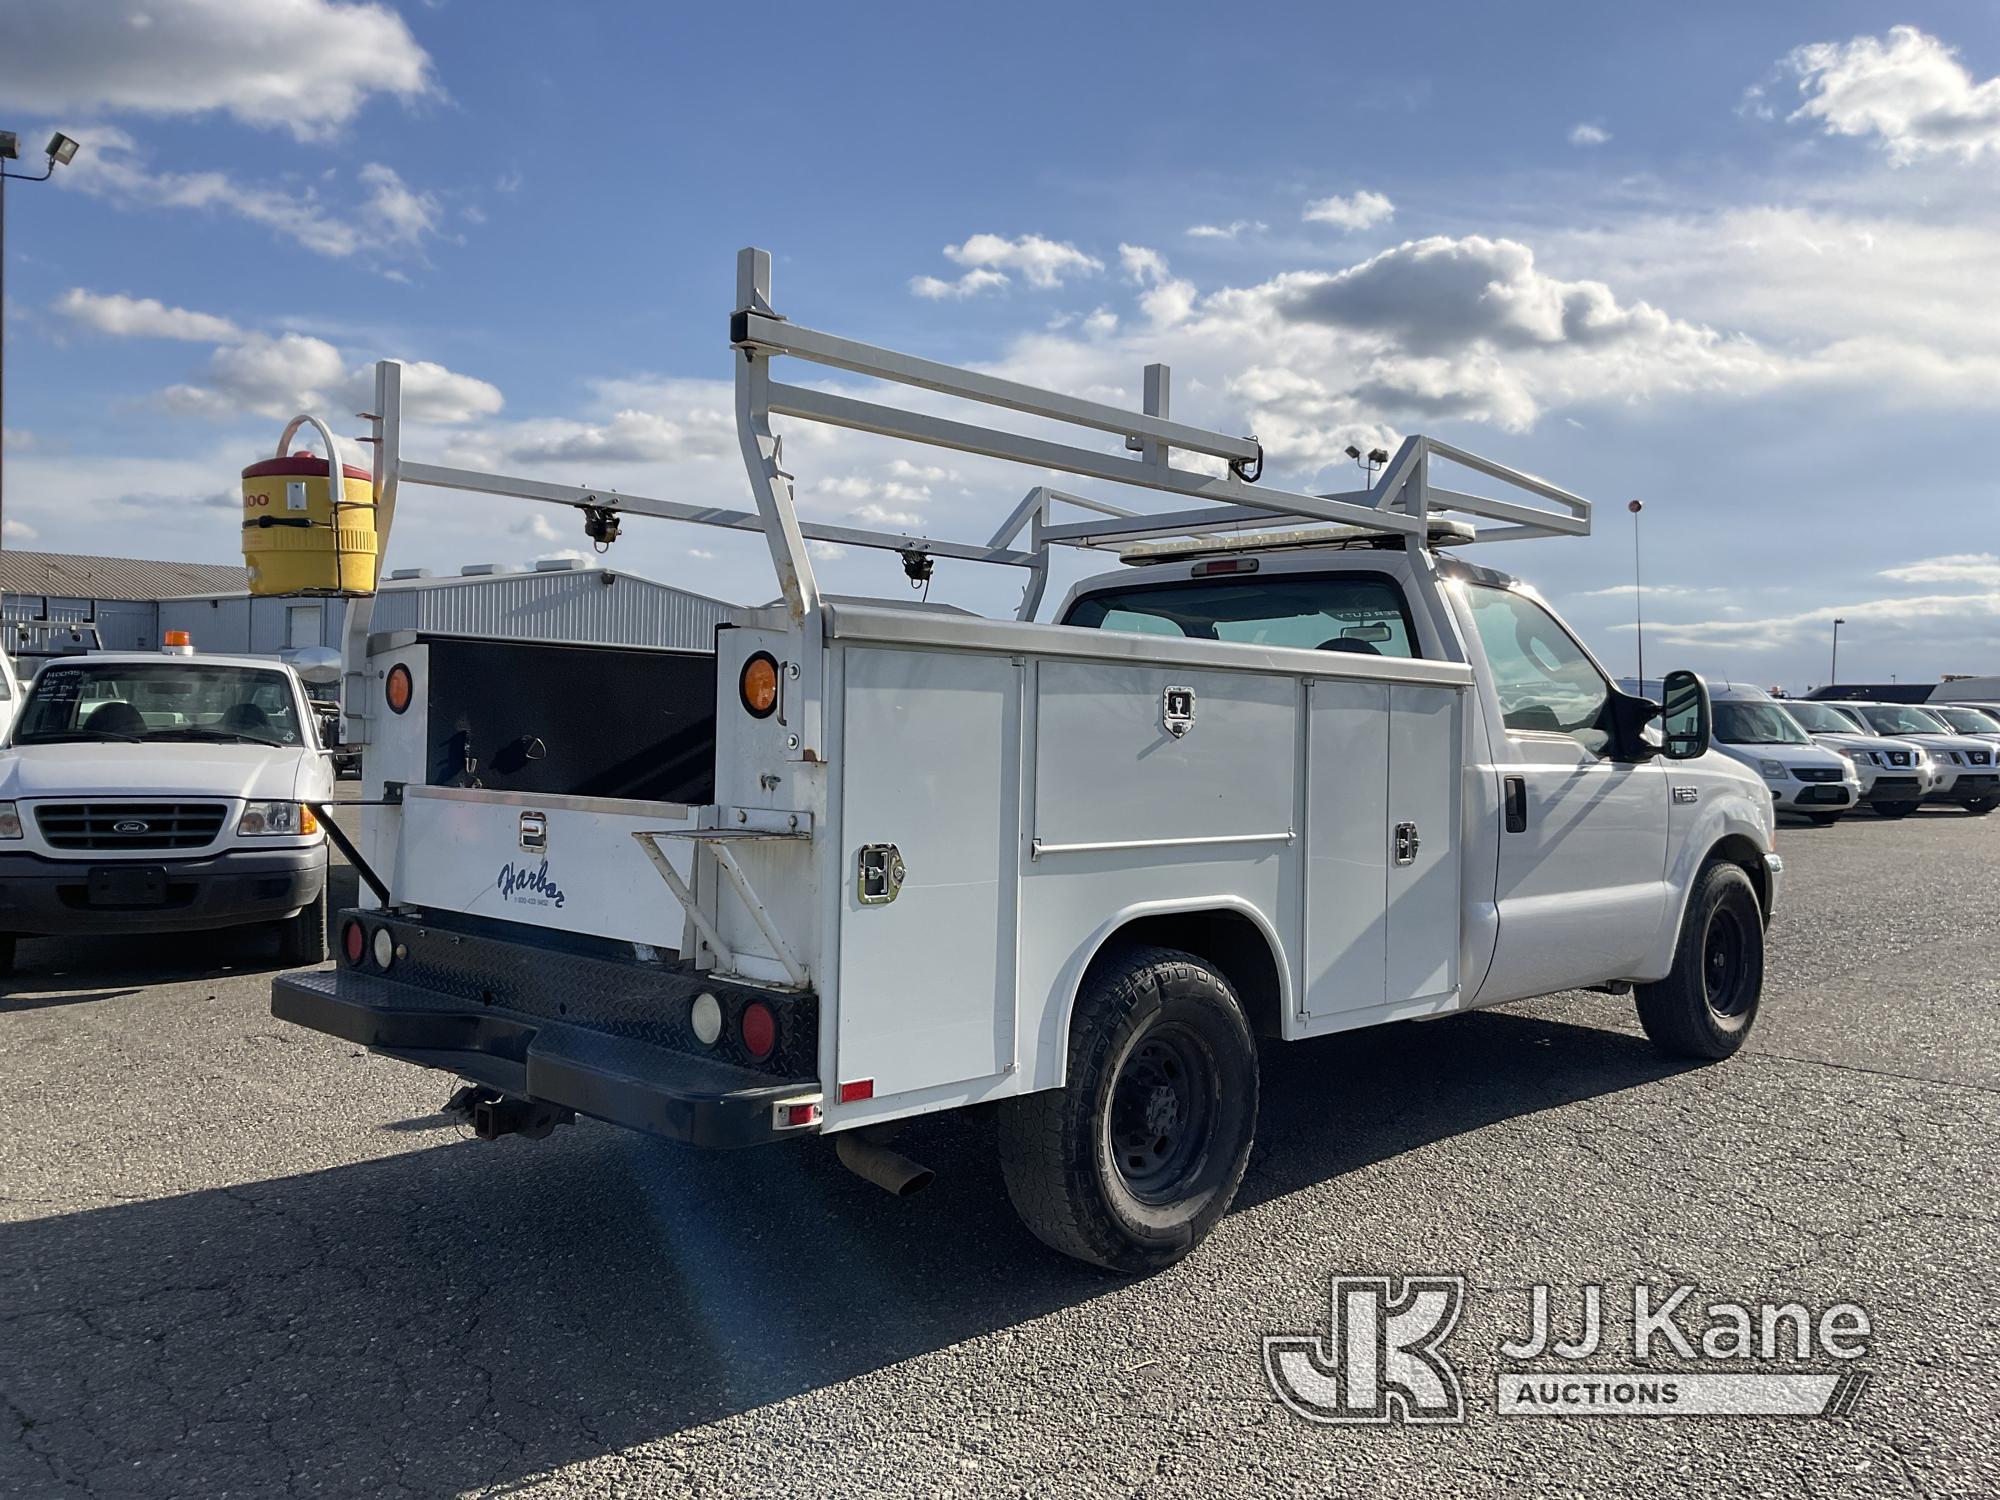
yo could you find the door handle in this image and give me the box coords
[1504,776,1527,833]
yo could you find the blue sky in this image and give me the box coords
[4,1,1997,689]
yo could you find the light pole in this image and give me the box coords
[1830,616,1846,684]
[0,130,82,551]
[1628,499,1645,689]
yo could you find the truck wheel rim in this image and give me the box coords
[1703,908,1751,1018]
[1109,1025,1216,1203]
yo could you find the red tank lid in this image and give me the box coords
[242,450,373,483]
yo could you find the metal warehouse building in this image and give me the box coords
[3,551,741,661]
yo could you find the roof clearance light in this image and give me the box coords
[739,652,780,718]
[385,664,413,714]
[162,630,194,654]
[1192,557,1259,578]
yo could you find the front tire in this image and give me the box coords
[1959,796,1997,816]
[276,884,329,966]
[997,945,1257,1274]
[1873,800,1919,819]
[1806,811,1843,826]
[1635,861,1764,1060]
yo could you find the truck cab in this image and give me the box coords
[0,641,332,975]
[268,247,1785,1273]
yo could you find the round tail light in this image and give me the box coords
[689,992,723,1046]
[385,663,413,714]
[371,928,396,971]
[740,1000,776,1060]
[739,653,779,718]
[342,920,366,966]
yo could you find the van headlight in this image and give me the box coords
[0,801,20,840]
[1758,759,1787,779]
[238,801,320,836]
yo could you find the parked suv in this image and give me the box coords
[1929,704,2000,746]
[1820,701,1998,816]
[1781,699,1941,818]
[1707,684,1863,824]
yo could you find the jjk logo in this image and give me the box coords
[1263,1275,1466,1425]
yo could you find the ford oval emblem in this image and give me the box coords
[112,819,150,834]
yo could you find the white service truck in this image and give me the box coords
[0,642,333,976]
[272,250,1780,1272]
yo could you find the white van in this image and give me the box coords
[1705,684,1863,825]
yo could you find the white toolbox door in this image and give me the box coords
[1387,684,1462,1005]
[1303,679,1390,1020]
[835,647,1018,1101]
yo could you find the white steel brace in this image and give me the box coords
[304,246,1593,742]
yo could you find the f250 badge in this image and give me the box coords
[1164,685,1196,738]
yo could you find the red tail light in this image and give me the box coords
[740,1000,776,1060]
[342,920,366,965]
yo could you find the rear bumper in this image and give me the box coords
[0,845,325,936]
[271,909,821,1149]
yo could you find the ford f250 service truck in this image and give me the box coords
[272,249,1779,1272]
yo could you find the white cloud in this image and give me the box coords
[512,513,563,543]
[1577,583,1721,599]
[806,540,848,561]
[910,269,1010,300]
[0,0,436,142]
[505,408,702,464]
[161,332,501,424]
[55,289,241,342]
[1636,591,2000,650]
[3,518,39,542]
[58,128,452,261]
[942,233,1102,288]
[1302,190,1395,231]
[356,163,441,247]
[1568,122,1612,147]
[1788,26,2000,164]
[1186,220,1266,241]
[1081,307,1119,337]
[1119,244,1170,286]
[1880,553,2000,586]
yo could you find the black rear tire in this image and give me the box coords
[0,935,15,979]
[276,884,329,966]
[1960,797,1997,816]
[997,944,1257,1274]
[1873,800,1919,819]
[1635,861,1764,1061]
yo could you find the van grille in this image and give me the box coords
[34,802,228,850]
[1794,767,1844,783]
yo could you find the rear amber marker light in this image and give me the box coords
[739,652,779,718]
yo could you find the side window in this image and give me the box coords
[1465,584,1611,754]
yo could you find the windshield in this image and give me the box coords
[1713,701,1810,746]
[1786,701,1858,735]
[1860,704,1949,736]
[1063,572,1418,656]
[14,662,308,748]
[1935,706,2000,734]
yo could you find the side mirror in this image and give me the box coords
[1660,669,1712,759]
[1605,686,1662,762]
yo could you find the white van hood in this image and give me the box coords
[0,743,314,803]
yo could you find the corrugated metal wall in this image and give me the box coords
[1,596,158,648]
[15,569,739,661]
[367,569,739,651]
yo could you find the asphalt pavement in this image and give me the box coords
[2,806,1996,1498]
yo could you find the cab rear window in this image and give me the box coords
[1062,572,1419,657]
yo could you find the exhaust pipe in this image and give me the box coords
[836,1133,935,1197]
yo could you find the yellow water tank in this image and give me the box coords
[241,450,379,596]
